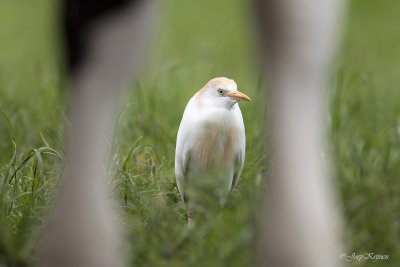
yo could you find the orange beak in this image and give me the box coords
[227,90,251,102]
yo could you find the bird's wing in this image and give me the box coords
[175,127,188,202]
[230,105,246,190]
[175,148,191,203]
[231,139,245,190]
[175,98,197,203]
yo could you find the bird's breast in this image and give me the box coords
[191,113,238,173]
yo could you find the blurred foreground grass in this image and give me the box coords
[0,0,399,266]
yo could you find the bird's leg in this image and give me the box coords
[187,207,193,223]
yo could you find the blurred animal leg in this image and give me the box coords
[255,0,345,266]
[38,1,156,266]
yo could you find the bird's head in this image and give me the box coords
[194,77,251,109]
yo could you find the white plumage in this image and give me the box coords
[175,77,250,217]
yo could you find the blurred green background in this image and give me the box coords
[0,0,399,266]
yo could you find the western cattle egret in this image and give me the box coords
[175,77,250,218]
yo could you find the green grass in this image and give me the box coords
[0,0,399,266]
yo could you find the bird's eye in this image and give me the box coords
[218,89,223,95]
